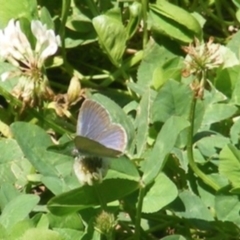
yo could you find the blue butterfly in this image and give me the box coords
[74,99,127,157]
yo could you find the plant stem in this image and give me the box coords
[134,182,145,240]
[199,0,228,36]
[187,92,220,191]
[59,0,71,64]
[94,184,107,210]
[141,0,149,48]
[86,0,99,16]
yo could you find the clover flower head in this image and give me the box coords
[182,37,223,77]
[0,19,60,71]
[0,19,60,107]
[73,155,109,186]
[95,211,116,236]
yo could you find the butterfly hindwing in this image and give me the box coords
[74,136,122,157]
[94,124,127,152]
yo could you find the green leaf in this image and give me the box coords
[92,14,127,67]
[176,190,214,221]
[21,229,62,240]
[142,116,189,184]
[215,195,240,226]
[11,122,72,176]
[126,2,142,39]
[152,80,192,123]
[152,57,183,90]
[231,68,240,105]
[196,134,230,158]
[8,220,33,239]
[39,6,54,30]
[215,66,240,98]
[204,82,227,104]
[142,173,178,213]
[0,194,39,229]
[202,103,237,126]
[47,140,75,157]
[47,179,139,215]
[127,82,157,100]
[161,235,187,240]
[0,183,19,209]
[64,28,96,49]
[233,0,240,8]
[137,41,178,87]
[230,118,240,144]
[155,1,201,37]
[135,90,150,157]
[11,122,78,194]
[0,0,38,28]
[0,139,31,187]
[66,14,93,33]
[11,122,53,149]
[47,212,83,230]
[107,156,140,181]
[219,144,240,188]
[149,2,202,43]
[36,214,49,228]
[227,29,240,60]
[19,17,37,50]
[0,224,7,239]
[53,228,84,240]
[41,176,76,196]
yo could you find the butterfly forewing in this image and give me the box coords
[77,100,110,139]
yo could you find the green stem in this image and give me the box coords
[134,183,145,240]
[141,0,149,48]
[86,0,99,16]
[189,0,199,11]
[222,0,238,22]
[199,0,228,36]
[94,184,107,210]
[59,0,71,64]
[101,50,143,87]
[214,0,224,23]
[187,94,220,191]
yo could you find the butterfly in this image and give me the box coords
[74,99,127,158]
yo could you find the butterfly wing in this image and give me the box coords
[76,99,127,155]
[74,136,122,157]
[77,100,110,140]
[94,123,127,152]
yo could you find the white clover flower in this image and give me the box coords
[74,156,109,186]
[0,19,60,107]
[31,20,60,67]
[0,19,60,81]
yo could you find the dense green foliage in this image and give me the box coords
[0,0,240,239]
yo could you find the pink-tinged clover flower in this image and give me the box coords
[182,37,224,77]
